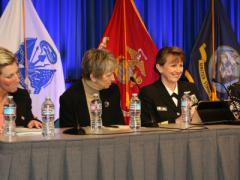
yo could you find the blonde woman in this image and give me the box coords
[0,47,42,132]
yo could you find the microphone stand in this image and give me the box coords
[212,79,231,98]
[63,111,86,135]
[144,102,159,127]
[130,76,141,90]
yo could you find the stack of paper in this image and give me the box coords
[15,128,42,136]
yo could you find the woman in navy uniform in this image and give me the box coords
[139,46,199,126]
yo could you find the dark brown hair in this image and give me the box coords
[156,46,185,66]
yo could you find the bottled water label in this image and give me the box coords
[90,103,102,112]
[42,109,54,115]
[181,101,187,107]
[130,103,141,110]
[4,107,15,115]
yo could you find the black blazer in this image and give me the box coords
[10,88,34,127]
[59,80,124,127]
[139,79,199,125]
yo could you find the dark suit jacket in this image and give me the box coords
[59,80,124,127]
[139,79,199,125]
[10,88,34,127]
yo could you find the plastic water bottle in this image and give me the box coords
[129,93,141,129]
[90,93,102,131]
[3,96,16,136]
[181,91,192,128]
[41,97,55,137]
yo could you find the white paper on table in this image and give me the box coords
[15,127,42,136]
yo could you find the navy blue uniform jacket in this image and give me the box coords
[139,79,199,125]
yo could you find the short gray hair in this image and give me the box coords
[81,48,117,80]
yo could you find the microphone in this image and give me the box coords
[130,76,141,90]
[63,111,86,135]
[212,78,231,98]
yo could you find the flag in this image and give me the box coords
[186,0,240,100]
[98,0,158,123]
[0,0,65,120]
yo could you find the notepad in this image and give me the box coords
[15,127,42,136]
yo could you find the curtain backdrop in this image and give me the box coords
[0,0,239,81]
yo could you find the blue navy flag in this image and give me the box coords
[186,0,240,100]
[0,0,65,120]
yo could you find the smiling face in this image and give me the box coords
[155,47,185,88]
[0,62,20,93]
[0,48,20,94]
[156,54,183,86]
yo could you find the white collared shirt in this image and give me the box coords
[165,85,179,106]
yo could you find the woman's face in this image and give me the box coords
[156,54,183,85]
[0,63,20,93]
[91,71,115,90]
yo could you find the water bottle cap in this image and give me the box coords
[184,91,190,94]
[132,93,138,97]
[7,95,13,99]
[92,93,99,98]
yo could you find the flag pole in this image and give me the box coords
[123,0,129,112]
[211,0,217,100]
[22,0,29,91]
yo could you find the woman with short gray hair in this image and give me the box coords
[60,48,124,128]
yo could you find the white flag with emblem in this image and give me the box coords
[0,0,65,120]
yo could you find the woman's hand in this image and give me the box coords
[27,120,42,129]
[175,115,183,124]
[176,106,197,124]
[191,106,197,117]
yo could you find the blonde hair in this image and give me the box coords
[81,48,117,80]
[0,47,17,74]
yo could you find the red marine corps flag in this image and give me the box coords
[99,0,158,123]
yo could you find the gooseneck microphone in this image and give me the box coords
[63,110,86,135]
[130,76,141,90]
[212,78,231,99]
